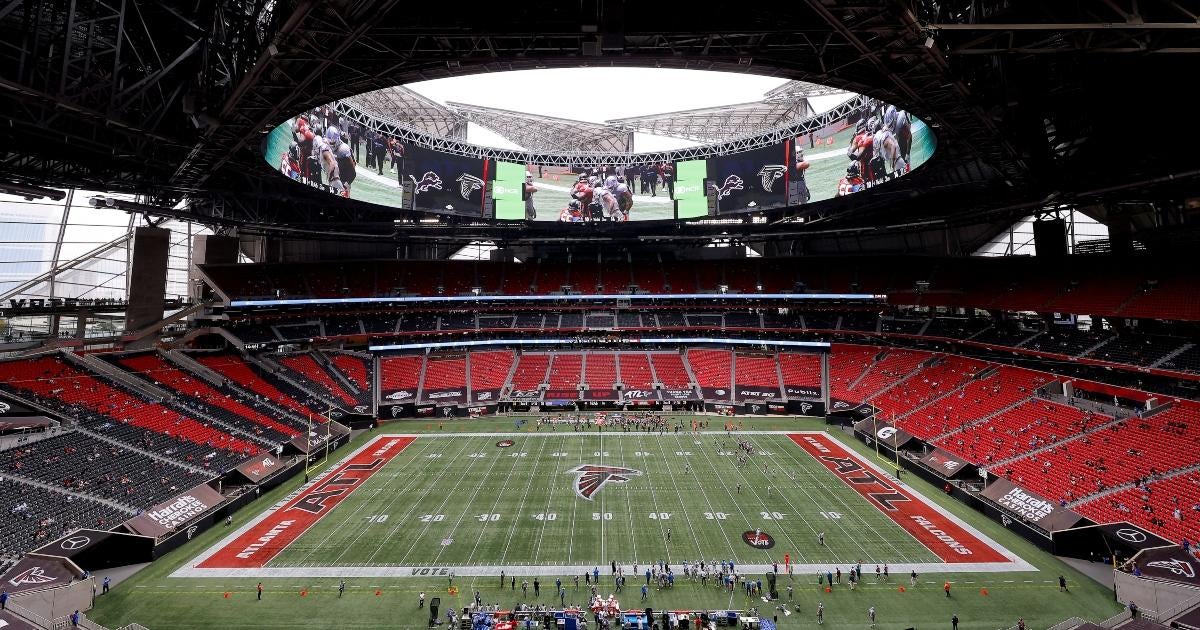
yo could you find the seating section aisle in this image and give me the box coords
[1000,403,1199,505]
[548,354,583,389]
[469,351,514,392]
[510,354,551,391]
[379,356,422,397]
[618,353,654,389]
[195,354,325,421]
[1078,469,1200,545]
[0,357,259,470]
[278,354,361,407]
[0,475,128,558]
[687,350,732,391]
[849,349,930,399]
[894,367,1048,441]
[0,431,209,509]
[117,353,301,442]
[870,356,985,420]
[935,400,1108,466]
[328,352,373,391]
[828,345,877,401]
[585,353,617,392]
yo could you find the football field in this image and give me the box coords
[179,429,1026,578]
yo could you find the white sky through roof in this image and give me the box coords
[408,68,853,152]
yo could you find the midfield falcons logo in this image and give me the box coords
[457,174,484,200]
[569,465,642,501]
[712,175,744,200]
[7,566,56,587]
[1146,559,1195,579]
[757,165,787,192]
[410,171,443,193]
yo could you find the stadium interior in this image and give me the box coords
[1,2,1200,630]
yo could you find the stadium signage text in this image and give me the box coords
[792,433,1009,564]
[200,436,414,569]
[995,487,1053,522]
[742,530,775,549]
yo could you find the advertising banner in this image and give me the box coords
[701,387,732,401]
[661,389,699,401]
[622,389,660,402]
[123,483,226,538]
[733,385,782,401]
[504,389,543,402]
[236,453,284,483]
[852,417,916,450]
[423,388,466,404]
[472,389,501,404]
[1135,546,1200,585]
[919,449,971,479]
[708,142,791,215]
[784,385,821,399]
[0,554,81,595]
[288,421,351,454]
[980,478,1085,532]
[0,395,39,417]
[380,388,416,403]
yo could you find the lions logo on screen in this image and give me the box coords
[410,171,443,194]
[757,165,787,192]
[712,175,744,200]
[568,465,641,501]
[456,174,484,200]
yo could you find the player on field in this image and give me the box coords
[869,606,877,627]
[910,570,918,586]
[666,528,671,542]
[817,601,825,624]
[818,531,825,546]
[847,118,875,181]
[837,162,865,197]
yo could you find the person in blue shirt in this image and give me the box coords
[102,576,110,594]
[641,584,648,601]
[645,568,651,584]
[593,567,599,583]
[71,610,81,627]
[0,590,9,611]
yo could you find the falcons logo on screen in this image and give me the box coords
[758,165,787,192]
[569,465,642,501]
[457,174,484,200]
[712,174,744,200]
[410,171,443,194]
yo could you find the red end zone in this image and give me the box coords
[789,433,1007,563]
[200,436,414,568]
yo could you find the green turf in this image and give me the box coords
[89,418,1123,630]
[273,431,939,568]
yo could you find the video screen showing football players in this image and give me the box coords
[505,163,678,223]
[791,97,936,206]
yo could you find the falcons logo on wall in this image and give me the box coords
[1146,559,1195,579]
[568,465,642,501]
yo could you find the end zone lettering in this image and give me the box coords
[198,436,414,569]
[790,433,1008,564]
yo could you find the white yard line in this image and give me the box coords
[302,436,440,567]
[655,432,740,561]
[772,435,935,564]
[531,434,570,564]
[173,431,1033,580]
[417,436,511,566]
[394,437,502,566]
[699,434,815,565]
[358,437,477,566]
[462,435,544,566]
[497,434,554,566]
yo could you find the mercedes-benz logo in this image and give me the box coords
[1116,528,1147,543]
[60,535,91,550]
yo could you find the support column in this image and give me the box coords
[124,227,170,334]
